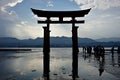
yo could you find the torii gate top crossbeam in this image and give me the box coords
[31,8,91,17]
[31,8,91,24]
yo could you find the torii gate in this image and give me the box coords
[31,8,91,80]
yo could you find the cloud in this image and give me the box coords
[13,21,42,39]
[32,14,47,21]
[0,0,48,39]
[77,9,120,39]
[47,0,54,7]
[0,0,22,29]
[0,21,43,39]
[0,0,23,12]
[73,0,120,10]
[0,0,24,22]
[50,24,72,37]
[0,0,24,38]
[0,9,19,38]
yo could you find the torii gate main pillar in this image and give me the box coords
[43,17,50,79]
[43,26,50,79]
[72,26,79,79]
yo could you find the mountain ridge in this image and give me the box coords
[0,37,120,47]
[96,37,120,42]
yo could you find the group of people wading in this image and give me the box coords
[82,46,120,76]
[83,46,120,54]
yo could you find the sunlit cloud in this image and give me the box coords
[7,0,23,7]
[14,21,43,39]
[0,0,23,12]
[50,24,72,37]
[73,0,120,10]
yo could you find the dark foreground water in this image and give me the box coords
[0,48,120,80]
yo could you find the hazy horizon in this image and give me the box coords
[0,36,120,40]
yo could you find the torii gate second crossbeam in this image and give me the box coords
[31,8,91,80]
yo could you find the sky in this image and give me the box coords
[0,0,120,39]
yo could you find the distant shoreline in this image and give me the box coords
[0,48,32,51]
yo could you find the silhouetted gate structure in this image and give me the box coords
[31,8,91,80]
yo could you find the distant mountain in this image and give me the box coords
[50,37,96,47]
[0,37,120,47]
[0,37,96,47]
[96,37,120,42]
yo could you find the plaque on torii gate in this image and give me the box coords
[31,8,91,80]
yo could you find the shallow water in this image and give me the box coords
[0,48,120,80]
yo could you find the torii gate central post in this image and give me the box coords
[31,8,90,79]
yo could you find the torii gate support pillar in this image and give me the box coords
[72,26,79,79]
[43,26,50,79]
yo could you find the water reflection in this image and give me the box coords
[82,48,105,76]
[112,53,115,66]
[0,51,43,80]
[98,55,105,76]
[0,48,120,80]
[118,52,120,67]
[94,50,105,76]
[111,50,120,67]
[83,50,92,62]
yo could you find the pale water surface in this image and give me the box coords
[0,48,120,80]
